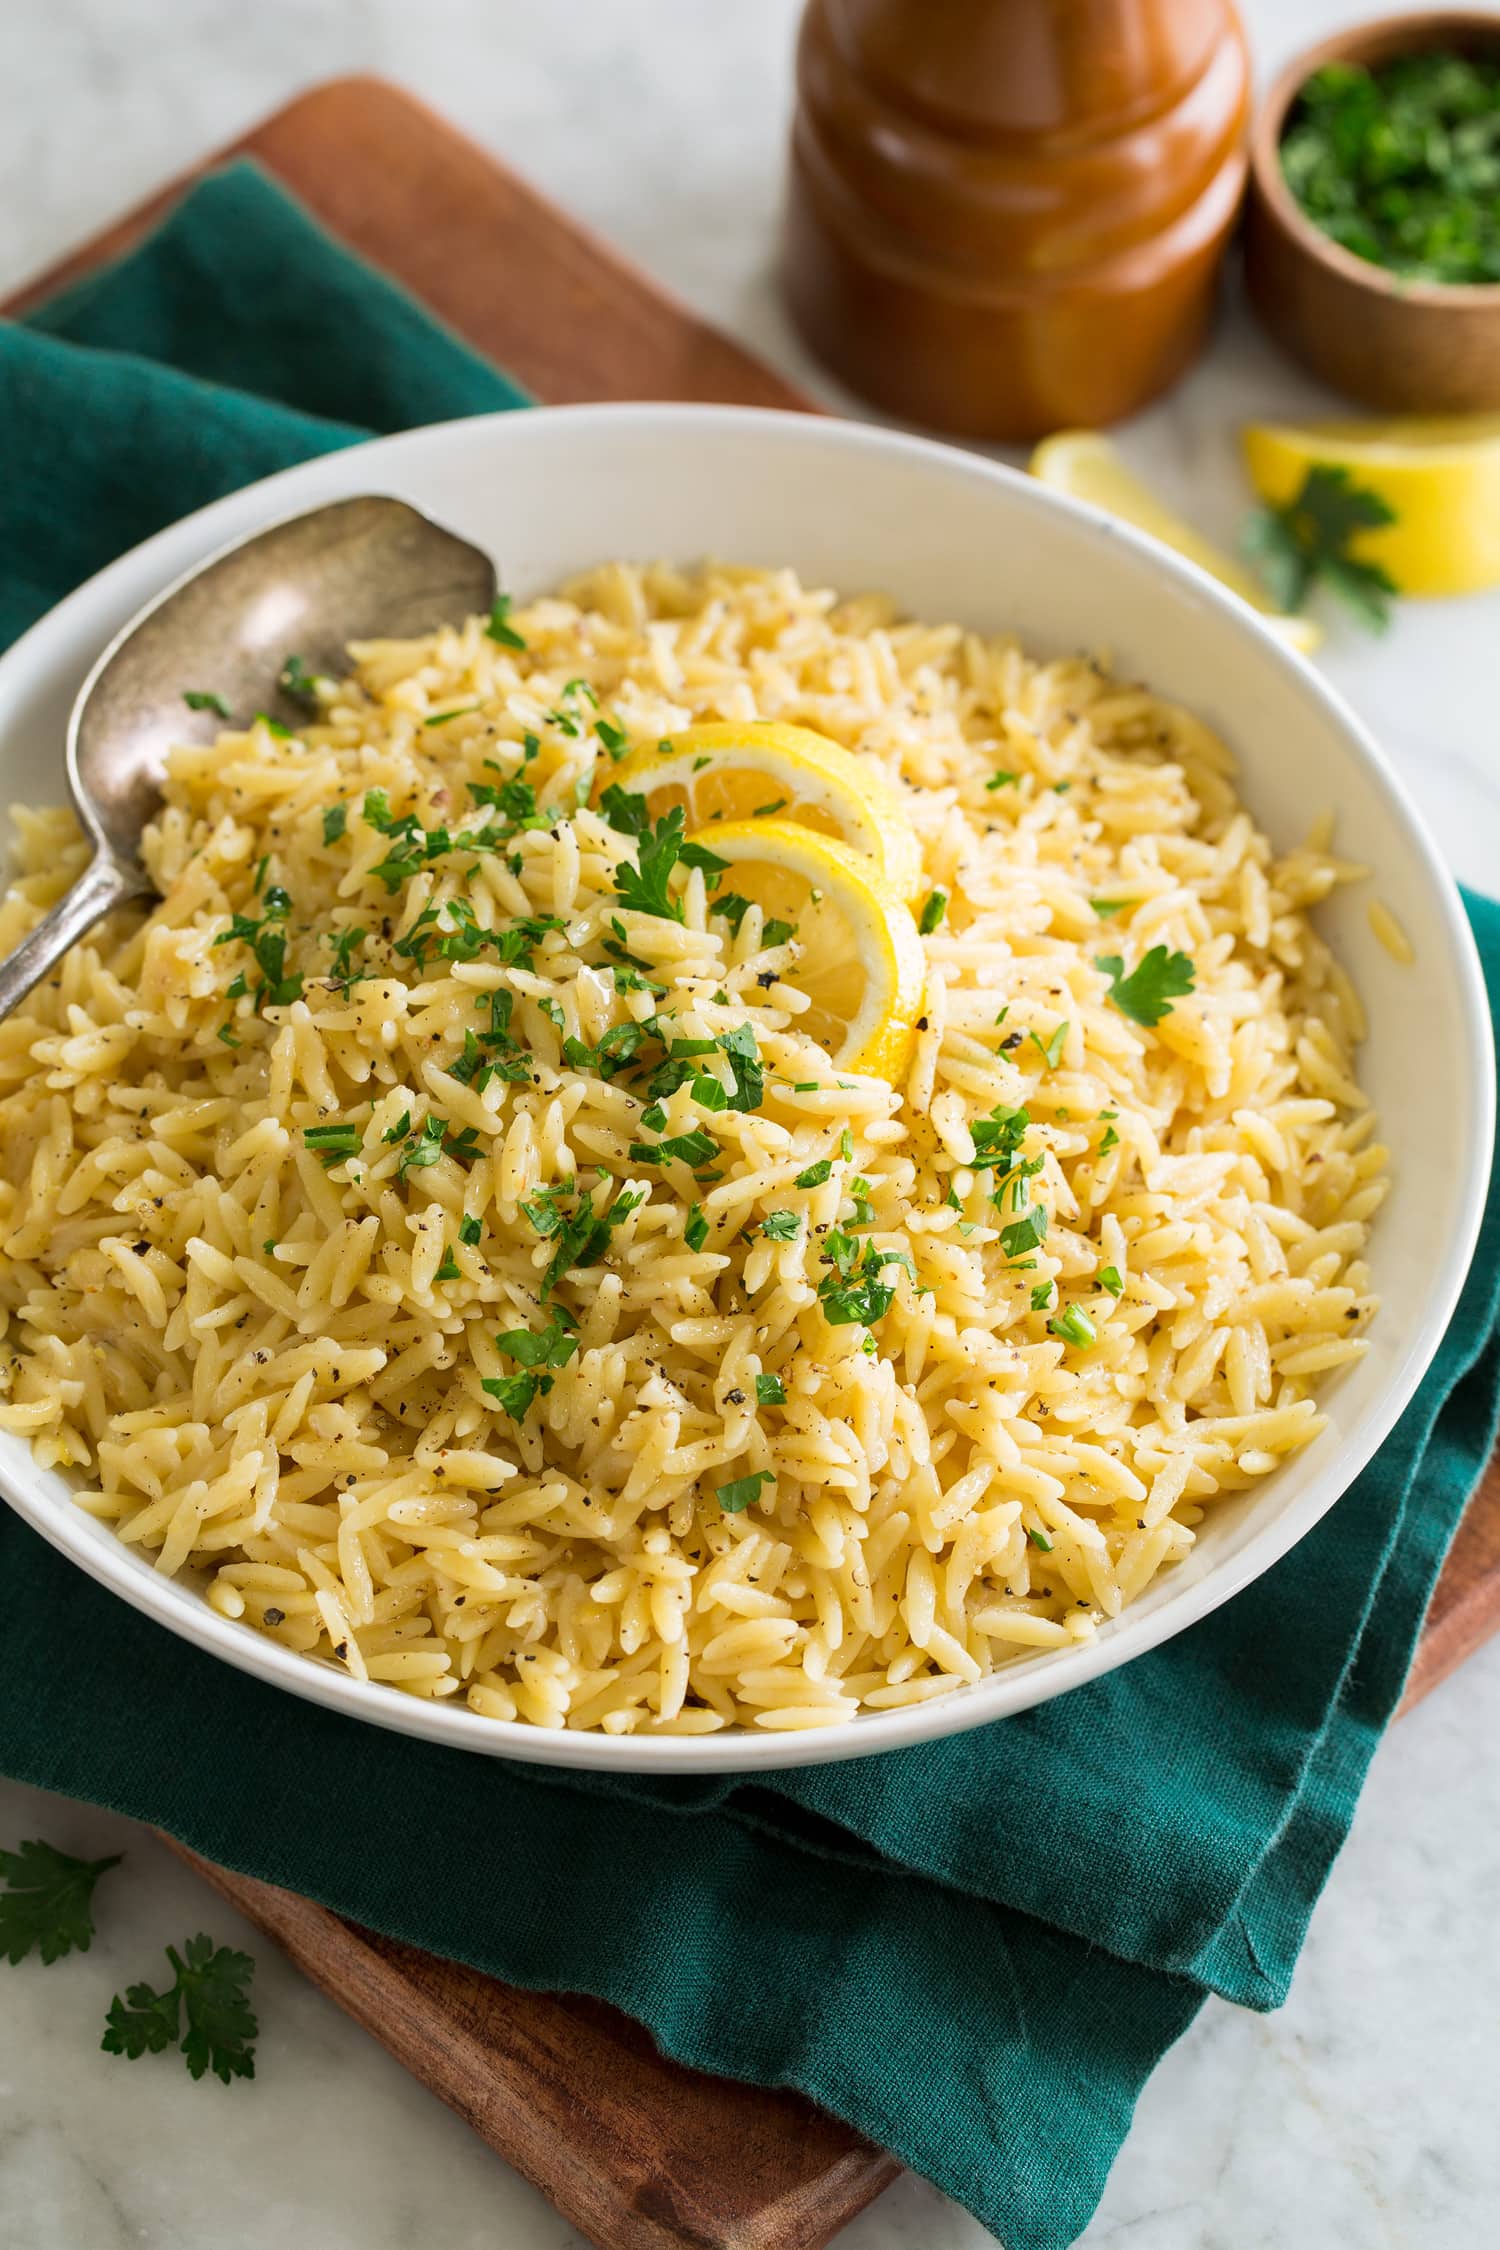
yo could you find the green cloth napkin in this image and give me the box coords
[3,163,1498,2250]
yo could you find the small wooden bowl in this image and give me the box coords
[1245,10,1500,411]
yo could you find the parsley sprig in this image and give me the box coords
[102,1934,258,2085]
[1243,466,1398,633]
[0,1838,121,1965]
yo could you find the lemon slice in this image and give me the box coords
[611,720,924,902]
[1030,430,1323,654]
[694,818,926,1083]
[1243,416,1500,599]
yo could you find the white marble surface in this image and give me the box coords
[2,2,1499,2245]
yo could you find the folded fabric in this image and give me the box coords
[2,161,1496,2250]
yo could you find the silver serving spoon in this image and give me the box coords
[0,495,496,1020]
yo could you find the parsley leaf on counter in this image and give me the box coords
[183,690,230,719]
[1243,466,1398,632]
[102,1934,257,2085]
[0,1838,123,1966]
[1095,946,1196,1027]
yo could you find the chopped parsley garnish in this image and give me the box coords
[1281,53,1500,288]
[278,654,330,711]
[1048,1304,1097,1349]
[482,1307,579,1417]
[1091,898,1125,918]
[710,892,752,936]
[970,1102,1031,1171]
[183,689,230,718]
[324,926,367,992]
[533,1179,645,1298]
[382,1111,412,1145]
[216,1018,240,1048]
[103,1934,258,2085]
[795,1158,833,1189]
[762,918,796,948]
[435,1252,461,1283]
[1027,1525,1054,1553]
[424,704,478,728]
[212,889,303,1010]
[484,593,527,650]
[1098,1264,1124,1295]
[918,889,948,936]
[1030,1281,1055,1311]
[0,1837,122,1965]
[599,785,651,837]
[303,1122,362,1167]
[459,1214,484,1246]
[1030,1021,1069,1069]
[1095,946,1196,1027]
[628,1128,719,1169]
[685,1204,709,1252]
[396,1115,448,1178]
[817,1238,907,1328]
[754,1372,786,1406]
[322,804,347,845]
[719,1021,763,1112]
[985,771,1018,790]
[716,1470,775,1514]
[595,717,629,759]
[761,1210,800,1240]
[539,678,598,736]
[1243,465,1398,632]
[1000,1207,1049,1260]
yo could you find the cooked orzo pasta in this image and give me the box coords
[0,563,1385,1732]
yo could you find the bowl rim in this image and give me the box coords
[0,398,1491,1773]
[1250,7,1500,311]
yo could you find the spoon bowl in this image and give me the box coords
[0,494,496,1016]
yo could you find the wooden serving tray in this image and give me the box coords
[6,73,1496,2250]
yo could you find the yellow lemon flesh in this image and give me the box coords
[611,719,924,903]
[1243,415,1500,599]
[1030,430,1323,654]
[692,818,926,1084]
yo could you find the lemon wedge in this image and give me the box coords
[1029,430,1323,654]
[611,720,924,903]
[693,818,926,1083]
[1243,416,1500,598]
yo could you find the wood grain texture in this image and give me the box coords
[7,69,1497,2250]
[168,1841,900,2250]
[2,76,810,415]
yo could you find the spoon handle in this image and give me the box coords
[0,853,148,1022]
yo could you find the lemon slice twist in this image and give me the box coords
[611,720,924,903]
[694,818,926,1084]
[1030,430,1323,654]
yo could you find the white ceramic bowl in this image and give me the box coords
[0,405,1489,1772]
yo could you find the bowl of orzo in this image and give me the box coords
[0,406,1488,1770]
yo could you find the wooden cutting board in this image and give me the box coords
[5,72,1497,2250]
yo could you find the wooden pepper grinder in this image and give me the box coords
[782,0,1250,440]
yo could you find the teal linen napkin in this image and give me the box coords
[3,162,1497,2250]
